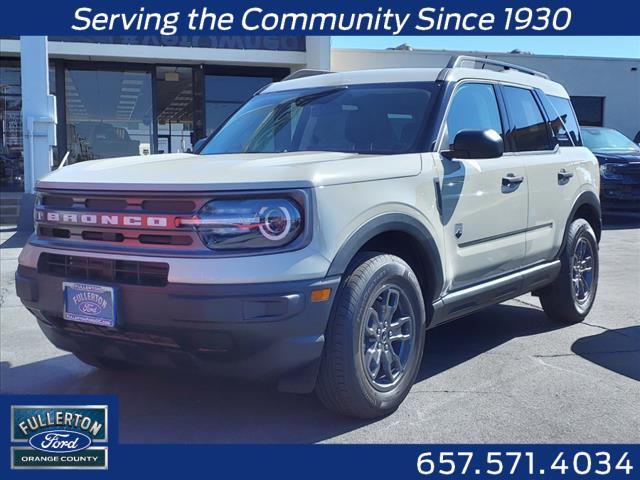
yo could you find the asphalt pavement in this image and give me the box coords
[1,221,638,443]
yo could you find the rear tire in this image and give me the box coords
[316,253,426,418]
[539,218,599,324]
[73,352,134,371]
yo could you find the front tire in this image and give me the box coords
[316,253,426,418]
[539,218,599,324]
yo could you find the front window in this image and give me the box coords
[199,82,439,155]
[444,83,503,148]
[582,128,640,153]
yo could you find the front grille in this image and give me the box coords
[38,226,71,239]
[35,191,206,252]
[37,227,193,246]
[42,195,74,208]
[38,253,169,287]
[141,200,196,213]
[610,163,640,179]
[42,195,196,213]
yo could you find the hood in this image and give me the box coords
[593,150,640,165]
[37,152,422,191]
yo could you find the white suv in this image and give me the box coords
[16,56,601,418]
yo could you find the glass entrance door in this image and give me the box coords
[0,59,24,191]
[155,66,194,154]
[64,67,153,163]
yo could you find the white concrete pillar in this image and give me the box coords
[20,36,56,193]
[305,36,331,70]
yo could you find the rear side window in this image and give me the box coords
[444,83,503,148]
[502,86,552,152]
[541,94,582,146]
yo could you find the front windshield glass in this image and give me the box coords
[200,82,439,155]
[582,128,640,153]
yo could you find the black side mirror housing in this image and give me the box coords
[193,138,208,153]
[443,129,504,160]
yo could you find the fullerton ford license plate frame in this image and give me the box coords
[63,282,117,328]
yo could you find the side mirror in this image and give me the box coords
[443,129,504,160]
[193,138,208,153]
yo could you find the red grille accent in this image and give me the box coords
[35,191,205,251]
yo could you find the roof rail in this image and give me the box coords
[443,55,550,79]
[282,69,332,82]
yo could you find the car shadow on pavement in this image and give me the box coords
[0,357,373,444]
[571,326,640,381]
[1,303,563,444]
[0,230,29,249]
[417,302,564,382]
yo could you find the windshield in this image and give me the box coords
[200,82,439,155]
[582,128,640,153]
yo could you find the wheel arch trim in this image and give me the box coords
[326,213,444,301]
[557,190,601,260]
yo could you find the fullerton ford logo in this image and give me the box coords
[35,209,174,228]
[28,430,92,453]
[79,301,103,315]
[11,405,109,470]
[71,291,108,316]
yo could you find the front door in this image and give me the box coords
[436,82,528,291]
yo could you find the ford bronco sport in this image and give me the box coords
[16,56,601,418]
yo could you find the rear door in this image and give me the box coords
[437,82,528,291]
[499,85,578,265]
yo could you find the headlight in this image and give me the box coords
[599,163,624,180]
[179,198,303,250]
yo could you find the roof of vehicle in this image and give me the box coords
[264,66,569,98]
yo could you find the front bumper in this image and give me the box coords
[600,181,640,215]
[16,265,340,393]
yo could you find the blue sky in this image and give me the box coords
[331,36,640,59]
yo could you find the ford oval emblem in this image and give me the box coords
[79,301,102,315]
[28,429,92,453]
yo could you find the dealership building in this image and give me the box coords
[1,36,639,222]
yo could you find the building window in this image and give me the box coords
[204,75,273,136]
[156,66,194,154]
[0,58,23,192]
[570,96,604,127]
[65,67,153,163]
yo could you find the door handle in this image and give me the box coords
[558,169,574,184]
[502,174,525,187]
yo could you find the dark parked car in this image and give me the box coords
[582,127,640,216]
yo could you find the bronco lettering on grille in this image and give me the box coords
[35,210,175,229]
